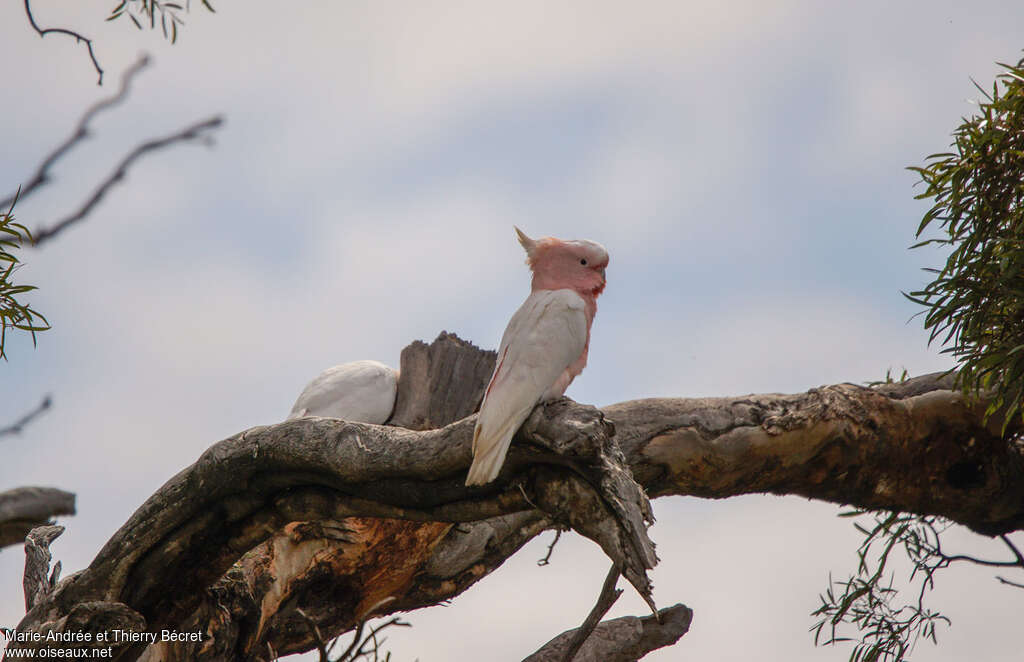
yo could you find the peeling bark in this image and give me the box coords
[5,334,1021,662]
[611,374,1024,535]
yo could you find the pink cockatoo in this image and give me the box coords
[465,227,609,486]
[287,360,398,424]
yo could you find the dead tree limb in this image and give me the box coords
[559,563,623,662]
[524,604,693,662]
[0,487,75,550]
[6,334,1021,661]
[23,525,63,611]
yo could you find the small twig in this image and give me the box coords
[336,619,367,662]
[1000,534,1024,567]
[996,576,1024,589]
[346,618,410,662]
[31,115,224,246]
[938,553,1024,567]
[296,608,330,662]
[23,0,104,85]
[1,55,150,211]
[0,395,52,438]
[561,563,623,662]
[537,528,562,566]
[516,481,538,509]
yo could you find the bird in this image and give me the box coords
[287,359,399,424]
[465,226,609,486]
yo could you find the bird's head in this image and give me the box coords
[514,226,608,297]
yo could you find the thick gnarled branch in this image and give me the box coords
[7,337,1021,661]
[614,374,1024,535]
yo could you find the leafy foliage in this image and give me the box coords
[0,191,50,359]
[906,55,1024,429]
[812,512,950,662]
[813,511,1024,662]
[107,0,216,44]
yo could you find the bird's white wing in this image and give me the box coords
[287,360,398,424]
[466,289,588,485]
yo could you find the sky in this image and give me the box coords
[2,1,1024,660]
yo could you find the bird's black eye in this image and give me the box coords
[580,258,588,266]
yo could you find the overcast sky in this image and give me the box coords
[3,2,1024,660]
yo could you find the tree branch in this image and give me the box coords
[0,394,51,438]
[6,338,1021,661]
[0,487,76,549]
[524,604,693,662]
[30,115,224,247]
[23,0,104,85]
[559,563,622,662]
[610,373,1024,535]
[1,54,224,248]
[1,56,150,212]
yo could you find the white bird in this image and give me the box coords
[287,359,399,424]
[466,227,609,486]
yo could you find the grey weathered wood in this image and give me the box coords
[8,341,1021,661]
[524,604,693,662]
[559,563,623,662]
[389,331,496,429]
[23,525,64,611]
[122,332,502,661]
[0,487,76,549]
[512,399,658,611]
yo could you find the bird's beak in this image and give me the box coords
[598,267,606,283]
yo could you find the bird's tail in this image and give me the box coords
[465,420,517,486]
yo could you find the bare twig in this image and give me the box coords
[335,620,367,662]
[1000,534,1024,567]
[31,115,224,246]
[1,54,224,248]
[298,613,410,662]
[297,608,330,662]
[561,563,623,662]
[347,618,410,662]
[23,0,104,85]
[537,528,562,566]
[996,576,1024,589]
[0,394,52,438]
[1,56,150,211]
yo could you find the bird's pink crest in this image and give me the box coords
[514,227,608,300]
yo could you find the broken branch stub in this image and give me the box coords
[514,398,659,611]
[523,603,693,662]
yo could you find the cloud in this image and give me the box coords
[3,2,1024,660]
